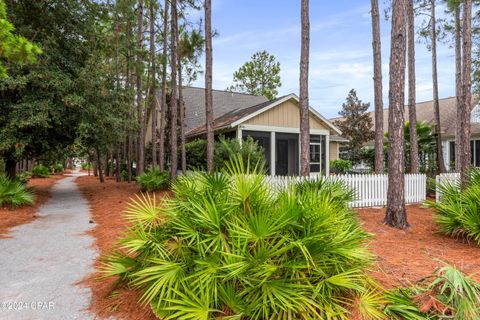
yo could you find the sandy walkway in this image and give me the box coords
[0,171,97,320]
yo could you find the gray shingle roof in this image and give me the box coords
[179,86,268,131]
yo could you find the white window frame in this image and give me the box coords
[310,140,322,173]
[472,104,480,123]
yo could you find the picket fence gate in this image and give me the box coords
[268,174,427,208]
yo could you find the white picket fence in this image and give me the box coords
[435,173,460,202]
[268,174,427,208]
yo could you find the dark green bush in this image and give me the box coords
[426,176,436,196]
[103,160,378,319]
[330,159,353,174]
[136,168,171,192]
[185,139,208,169]
[0,176,35,208]
[32,164,51,178]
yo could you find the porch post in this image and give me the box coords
[325,135,330,176]
[237,127,242,145]
[270,131,276,176]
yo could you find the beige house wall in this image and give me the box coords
[329,141,340,161]
[244,100,330,132]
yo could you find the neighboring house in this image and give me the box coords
[333,96,480,171]
[145,86,345,176]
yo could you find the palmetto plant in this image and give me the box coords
[426,169,480,244]
[0,176,34,208]
[384,263,480,320]
[136,168,171,192]
[103,159,379,319]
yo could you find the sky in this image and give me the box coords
[190,0,457,119]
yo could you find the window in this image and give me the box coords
[476,140,480,167]
[472,105,480,123]
[309,135,325,173]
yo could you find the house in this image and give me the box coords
[145,87,345,176]
[356,96,480,170]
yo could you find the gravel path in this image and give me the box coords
[0,171,97,320]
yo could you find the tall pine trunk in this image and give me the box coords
[136,0,145,175]
[461,0,472,188]
[149,2,157,167]
[299,0,310,177]
[407,0,419,173]
[371,0,385,174]
[205,0,214,173]
[455,6,463,173]
[170,0,178,178]
[385,0,408,229]
[96,149,105,183]
[127,19,133,183]
[178,53,186,174]
[159,0,169,172]
[431,0,446,173]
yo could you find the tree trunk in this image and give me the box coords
[5,154,16,180]
[170,0,178,178]
[105,152,110,177]
[149,2,157,168]
[127,18,133,183]
[178,57,186,174]
[159,0,169,172]
[455,6,463,173]
[93,160,98,177]
[205,0,214,173]
[96,149,105,183]
[116,148,121,182]
[136,0,145,176]
[431,0,446,173]
[407,0,419,173]
[461,0,472,188]
[371,0,385,174]
[385,0,408,229]
[299,0,310,177]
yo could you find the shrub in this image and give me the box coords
[426,176,436,197]
[136,168,171,192]
[51,163,64,174]
[17,172,32,185]
[81,162,93,170]
[214,136,266,171]
[32,164,51,178]
[103,159,378,319]
[185,136,266,171]
[330,159,353,174]
[384,264,480,319]
[185,139,207,169]
[0,176,35,208]
[426,169,480,245]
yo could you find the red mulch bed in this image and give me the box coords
[77,176,480,319]
[358,205,480,288]
[77,175,170,320]
[0,174,64,238]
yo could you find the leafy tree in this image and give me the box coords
[334,89,374,165]
[0,0,108,179]
[227,50,281,100]
[0,0,41,77]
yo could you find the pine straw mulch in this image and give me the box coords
[77,175,480,319]
[358,205,480,288]
[0,174,65,238]
[76,175,170,320]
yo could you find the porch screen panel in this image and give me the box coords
[476,140,480,167]
[242,131,271,170]
[309,135,326,173]
[449,141,455,168]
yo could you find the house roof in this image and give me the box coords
[331,96,480,138]
[186,93,342,137]
[179,86,268,131]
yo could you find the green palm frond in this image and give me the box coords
[0,176,34,208]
